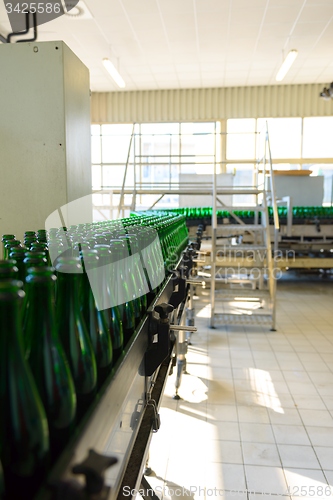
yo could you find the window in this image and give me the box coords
[226,119,256,160]
[226,164,256,205]
[257,118,302,159]
[91,117,333,213]
[303,117,333,158]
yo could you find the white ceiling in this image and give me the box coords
[1,0,333,91]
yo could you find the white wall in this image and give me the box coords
[91,84,333,123]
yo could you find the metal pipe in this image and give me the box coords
[170,325,197,332]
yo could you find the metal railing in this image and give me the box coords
[257,122,279,329]
[209,122,278,329]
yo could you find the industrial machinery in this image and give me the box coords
[180,206,333,271]
[1,213,202,500]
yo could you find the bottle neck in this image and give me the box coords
[26,281,55,327]
[56,272,82,310]
[0,299,24,355]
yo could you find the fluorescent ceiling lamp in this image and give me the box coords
[61,0,88,18]
[275,49,298,82]
[102,58,125,88]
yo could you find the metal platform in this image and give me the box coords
[213,313,273,327]
[214,288,270,299]
[215,224,265,233]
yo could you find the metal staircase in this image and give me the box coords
[95,122,279,330]
[209,124,279,330]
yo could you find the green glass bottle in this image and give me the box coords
[126,234,148,313]
[25,267,76,459]
[94,244,134,348]
[111,238,141,326]
[24,236,38,250]
[80,252,113,386]
[109,305,124,362]
[135,227,161,296]
[0,281,49,499]
[1,234,15,259]
[55,257,97,419]
[36,229,47,243]
[30,242,48,253]
[24,231,36,239]
[0,459,4,499]
[0,260,19,281]
[108,241,136,346]
[4,239,22,259]
[8,248,26,282]
[23,253,48,284]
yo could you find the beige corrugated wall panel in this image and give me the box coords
[91,84,333,123]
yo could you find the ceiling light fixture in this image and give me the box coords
[275,49,298,82]
[102,58,126,88]
[64,6,81,17]
[61,1,92,19]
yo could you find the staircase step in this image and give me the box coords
[194,246,267,261]
[213,313,273,327]
[214,288,270,299]
[214,276,265,284]
[215,245,267,252]
[215,225,265,233]
[213,260,267,268]
[214,188,263,195]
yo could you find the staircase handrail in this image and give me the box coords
[117,123,136,218]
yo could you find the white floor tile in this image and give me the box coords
[313,447,333,470]
[216,493,248,500]
[236,390,274,407]
[232,367,252,380]
[237,405,270,424]
[245,465,288,495]
[249,496,291,500]
[206,404,238,422]
[283,467,330,498]
[240,422,275,444]
[206,421,240,441]
[272,424,311,446]
[278,444,321,469]
[283,370,312,382]
[277,360,305,371]
[269,393,297,409]
[267,408,303,426]
[206,380,236,405]
[286,382,320,396]
[324,470,333,486]
[242,442,281,466]
[165,459,205,494]
[207,440,243,464]
[301,362,331,372]
[324,399,333,411]
[253,360,282,370]
[291,497,331,500]
[308,372,333,383]
[298,409,333,427]
[292,395,327,410]
[233,379,253,391]
[306,427,333,447]
[205,462,246,491]
[149,281,333,498]
[207,367,233,381]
